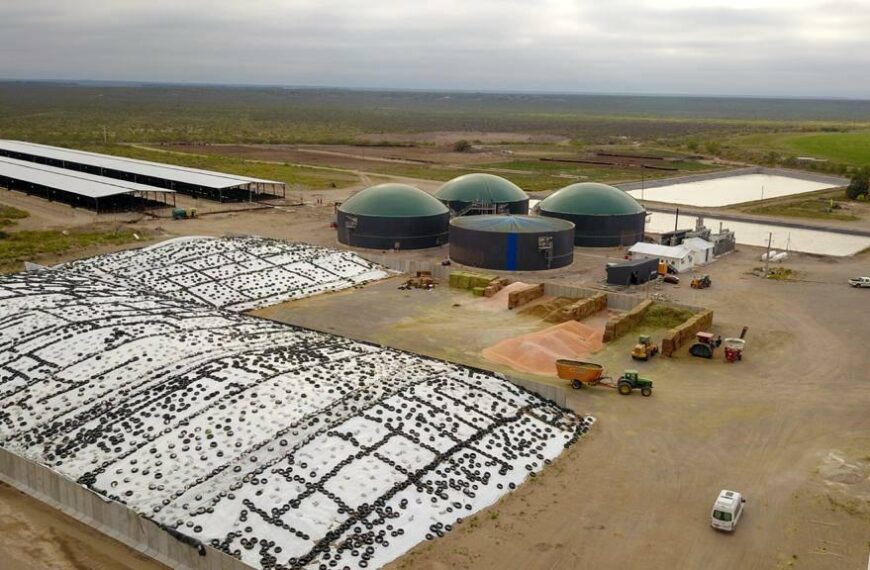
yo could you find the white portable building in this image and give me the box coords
[683,237,715,265]
[628,242,695,273]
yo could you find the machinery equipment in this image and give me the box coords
[631,335,659,361]
[689,332,722,359]
[172,208,197,220]
[691,274,712,289]
[723,326,749,363]
[556,360,653,396]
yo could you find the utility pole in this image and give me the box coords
[674,207,680,232]
[641,172,645,201]
[102,126,108,144]
[764,232,773,277]
[760,185,765,201]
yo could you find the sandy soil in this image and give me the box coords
[161,143,509,171]
[1,189,869,570]
[0,482,168,570]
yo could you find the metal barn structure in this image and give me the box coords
[0,140,285,202]
[0,156,175,212]
[449,215,575,270]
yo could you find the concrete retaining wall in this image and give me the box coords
[661,309,715,357]
[505,376,566,407]
[0,447,251,570]
[603,299,653,343]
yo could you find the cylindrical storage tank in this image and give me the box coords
[435,173,529,215]
[449,215,575,271]
[337,183,449,249]
[537,182,645,247]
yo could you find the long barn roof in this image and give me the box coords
[0,156,175,199]
[0,140,283,190]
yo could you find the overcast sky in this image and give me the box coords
[1,0,868,98]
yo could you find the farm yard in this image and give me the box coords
[0,82,869,570]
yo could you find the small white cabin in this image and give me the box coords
[628,242,694,273]
[683,237,715,265]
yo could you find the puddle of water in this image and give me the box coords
[629,174,836,207]
[647,212,870,257]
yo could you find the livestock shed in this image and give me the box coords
[606,257,660,286]
[336,183,450,249]
[0,156,175,212]
[449,215,575,270]
[0,140,285,202]
[537,182,646,247]
[435,173,529,215]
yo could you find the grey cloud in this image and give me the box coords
[0,0,868,97]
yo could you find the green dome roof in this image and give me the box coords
[435,173,528,204]
[539,183,644,216]
[339,183,449,218]
[451,215,574,234]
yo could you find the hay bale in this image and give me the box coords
[660,309,714,356]
[546,293,607,323]
[508,283,545,310]
[472,286,486,297]
[603,299,653,342]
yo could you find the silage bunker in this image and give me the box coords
[0,237,591,570]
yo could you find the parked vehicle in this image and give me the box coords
[711,490,746,532]
[690,332,722,359]
[631,335,659,361]
[555,361,653,396]
[691,274,712,289]
[847,276,870,288]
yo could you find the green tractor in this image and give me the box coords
[617,370,654,397]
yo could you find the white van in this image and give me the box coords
[711,490,745,531]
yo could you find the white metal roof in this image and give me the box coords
[0,140,283,190]
[683,237,715,251]
[629,242,692,259]
[0,156,176,199]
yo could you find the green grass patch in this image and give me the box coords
[744,196,859,221]
[639,304,696,330]
[0,205,29,220]
[85,145,359,190]
[0,228,141,274]
[726,131,870,167]
[784,132,870,165]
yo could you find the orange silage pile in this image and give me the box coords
[482,320,604,376]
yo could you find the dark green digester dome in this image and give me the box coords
[539,182,644,216]
[537,182,645,247]
[435,174,528,204]
[339,183,448,217]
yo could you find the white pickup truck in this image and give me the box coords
[848,276,870,288]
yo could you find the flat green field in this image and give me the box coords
[728,131,870,166]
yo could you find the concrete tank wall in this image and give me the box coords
[448,225,574,270]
